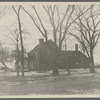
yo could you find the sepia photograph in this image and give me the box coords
[0,2,100,98]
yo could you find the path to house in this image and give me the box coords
[0,68,100,96]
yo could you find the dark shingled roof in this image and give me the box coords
[28,39,89,61]
[28,39,57,55]
[63,50,89,60]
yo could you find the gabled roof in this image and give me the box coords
[28,39,89,60]
[66,51,83,55]
[28,39,57,55]
[63,50,89,59]
[28,45,39,55]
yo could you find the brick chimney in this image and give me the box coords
[39,39,44,44]
[75,44,78,51]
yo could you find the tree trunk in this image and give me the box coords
[90,49,95,73]
[16,46,20,77]
[16,60,19,77]
[52,48,60,76]
[90,58,95,73]
[12,6,25,77]
[45,34,48,42]
[2,62,7,72]
[16,62,19,77]
[66,55,70,75]
[18,14,24,77]
[52,66,59,76]
[64,39,70,74]
[53,45,61,75]
[90,61,95,73]
[52,55,59,76]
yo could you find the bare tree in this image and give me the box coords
[0,42,10,72]
[69,5,100,73]
[3,27,20,76]
[43,5,76,75]
[43,5,93,75]
[21,5,92,75]
[0,6,13,18]
[0,6,14,72]
[21,6,48,42]
[12,5,25,77]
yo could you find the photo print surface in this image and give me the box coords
[0,2,100,97]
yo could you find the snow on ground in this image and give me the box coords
[0,68,100,95]
[0,68,100,80]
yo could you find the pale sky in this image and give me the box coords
[0,3,100,64]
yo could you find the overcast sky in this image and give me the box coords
[0,3,100,64]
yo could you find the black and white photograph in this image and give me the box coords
[0,2,100,97]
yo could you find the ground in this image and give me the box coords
[0,68,100,96]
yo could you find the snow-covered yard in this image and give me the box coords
[0,68,100,96]
[0,68,99,79]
